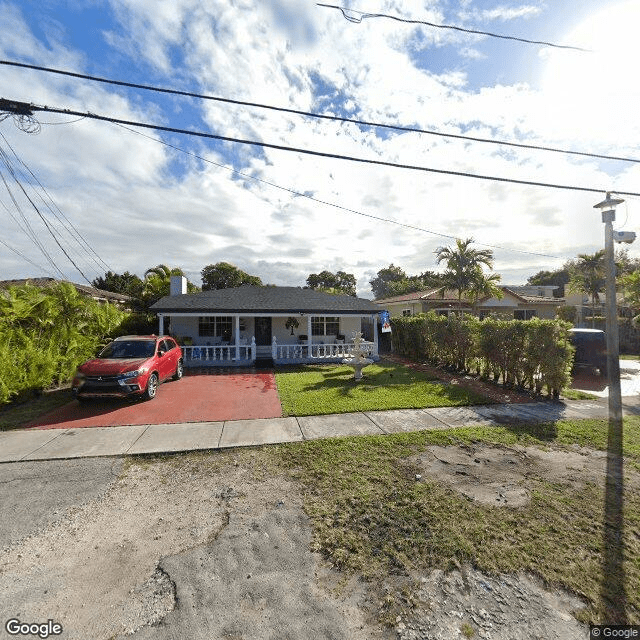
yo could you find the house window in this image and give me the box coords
[402,308,412,317]
[514,309,537,320]
[198,316,233,337]
[311,317,340,335]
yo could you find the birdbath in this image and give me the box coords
[342,332,373,381]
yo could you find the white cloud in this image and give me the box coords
[1,0,638,296]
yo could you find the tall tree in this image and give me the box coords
[369,264,408,299]
[469,271,503,308]
[568,250,605,327]
[201,262,263,291]
[92,271,144,299]
[306,270,356,296]
[435,237,497,314]
[526,267,572,297]
[142,265,198,309]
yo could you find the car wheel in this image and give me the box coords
[145,373,159,400]
[173,359,184,381]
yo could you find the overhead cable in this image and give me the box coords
[0,141,92,283]
[0,237,52,275]
[317,3,591,51]
[0,132,112,273]
[1,62,635,164]
[115,122,561,259]
[14,101,640,198]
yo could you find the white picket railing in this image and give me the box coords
[271,338,375,362]
[182,339,255,365]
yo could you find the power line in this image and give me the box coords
[0,237,53,275]
[0,162,65,277]
[0,132,112,273]
[317,3,591,52]
[115,122,561,259]
[0,141,92,283]
[1,61,636,165]
[16,100,639,198]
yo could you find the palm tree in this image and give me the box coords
[469,271,503,311]
[435,238,496,315]
[568,251,605,327]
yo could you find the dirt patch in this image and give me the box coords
[0,456,381,640]
[409,443,627,507]
[397,567,587,640]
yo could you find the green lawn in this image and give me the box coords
[274,361,490,416]
[268,417,640,625]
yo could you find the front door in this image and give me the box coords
[255,317,272,346]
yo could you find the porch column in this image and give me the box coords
[372,315,378,356]
[235,315,240,361]
[158,314,165,336]
[307,315,312,356]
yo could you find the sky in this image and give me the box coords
[1,0,639,298]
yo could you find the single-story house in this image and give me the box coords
[375,286,562,320]
[150,277,382,367]
[0,277,133,307]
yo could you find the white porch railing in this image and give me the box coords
[182,339,256,365]
[271,338,375,362]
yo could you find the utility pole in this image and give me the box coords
[593,191,627,623]
[594,192,624,424]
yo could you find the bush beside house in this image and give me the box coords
[0,282,129,404]
[391,313,573,397]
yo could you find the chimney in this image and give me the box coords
[170,275,187,296]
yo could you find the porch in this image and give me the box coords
[180,337,377,368]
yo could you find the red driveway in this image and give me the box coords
[26,372,282,430]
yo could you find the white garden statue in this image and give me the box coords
[342,331,373,381]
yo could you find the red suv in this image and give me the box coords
[72,335,183,402]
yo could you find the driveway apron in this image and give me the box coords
[25,372,282,429]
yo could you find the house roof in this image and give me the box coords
[0,277,133,303]
[150,286,381,314]
[374,288,465,304]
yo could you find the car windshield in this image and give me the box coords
[99,340,156,359]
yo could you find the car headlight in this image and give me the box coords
[121,369,146,380]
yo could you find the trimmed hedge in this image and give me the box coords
[391,313,573,397]
[0,282,129,404]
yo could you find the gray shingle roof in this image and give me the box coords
[150,286,380,314]
[0,277,132,303]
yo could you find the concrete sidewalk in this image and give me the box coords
[2,397,640,463]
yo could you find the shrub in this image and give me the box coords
[0,282,128,404]
[391,314,573,397]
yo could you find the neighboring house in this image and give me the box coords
[0,277,133,307]
[373,289,473,318]
[375,286,562,320]
[564,291,631,325]
[476,287,561,320]
[150,277,381,367]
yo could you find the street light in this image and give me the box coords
[593,192,625,423]
[593,192,632,623]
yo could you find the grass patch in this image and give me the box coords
[0,387,71,430]
[275,362,489,416]
[620,354,639,361]
[561,388,599,400]
[267,417,640,625]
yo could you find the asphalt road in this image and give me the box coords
[0,457,123,549]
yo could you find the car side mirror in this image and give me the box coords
[158,350,165,357]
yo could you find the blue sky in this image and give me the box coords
[1,0,639,296]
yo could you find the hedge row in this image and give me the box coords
[0,282,129,404]
[390,313,573,397]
